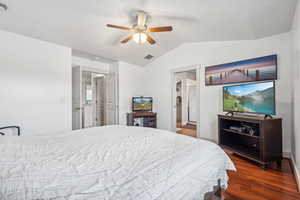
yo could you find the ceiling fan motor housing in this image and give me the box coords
[137,11,147,26]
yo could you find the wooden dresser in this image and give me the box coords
[127,112,157,128]
[218,114,282,168]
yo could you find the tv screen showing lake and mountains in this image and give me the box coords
[223,82,275,115]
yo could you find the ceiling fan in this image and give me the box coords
[107,11,173,45]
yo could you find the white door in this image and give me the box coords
[106,72,118,125]
[95,76,106,126]
[72,66,82,130]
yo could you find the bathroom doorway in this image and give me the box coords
[171,67,200,138]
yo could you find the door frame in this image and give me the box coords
[93,75,106,127]
[72,65,82,130]
[170,65,201,137]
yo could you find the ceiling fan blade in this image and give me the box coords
[148,26,173,32]
[146,35,156,45]
[121,35,133,44]
[107,24,131,30]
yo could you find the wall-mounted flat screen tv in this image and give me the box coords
[132,97,153,112]
[223,81,275,115]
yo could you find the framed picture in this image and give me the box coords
[205,55,277,86]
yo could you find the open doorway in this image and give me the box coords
[72,66,118,130]
[81,71,107,128]
[172,68,200,138]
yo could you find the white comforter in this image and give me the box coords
[0,126,235,200]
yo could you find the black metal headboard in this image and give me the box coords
[0,126,20,136]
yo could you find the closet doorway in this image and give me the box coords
[72,66,118,130]
[171,67,200,138]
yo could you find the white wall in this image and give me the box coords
[118,61,146,125]
[188,84,197,122]
[291,0,300,185]
[0,30,72,135]
[144,33,293,153]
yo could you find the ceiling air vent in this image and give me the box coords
[144,54,154,60]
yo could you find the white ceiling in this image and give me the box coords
[0,0,297,66]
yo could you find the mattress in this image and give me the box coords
[0,125,235,200]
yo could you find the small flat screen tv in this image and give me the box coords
[223,81,275,115]
[132,97,153,112]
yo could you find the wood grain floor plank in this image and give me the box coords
[225,153,300,200]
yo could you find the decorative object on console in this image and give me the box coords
[133,118,144,127]
[229,124,256,137]
[242,124,256,136]
[205,55,277,86]
[229,126,243,132]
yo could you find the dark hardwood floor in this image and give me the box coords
[224,153,300,200]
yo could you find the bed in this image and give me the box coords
[0,125,235,200]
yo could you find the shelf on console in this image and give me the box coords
[223,128,259,139]
[221,144,261,163]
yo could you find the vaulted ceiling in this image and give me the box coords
[0,0,297,66]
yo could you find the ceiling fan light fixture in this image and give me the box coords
[107,11,172,45]
[133,32,147,44]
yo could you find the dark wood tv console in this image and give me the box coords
[127,112,157,128]
[218,114,282,168]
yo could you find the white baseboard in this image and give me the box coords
[291,154,300,192]
[283,152,292,159]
